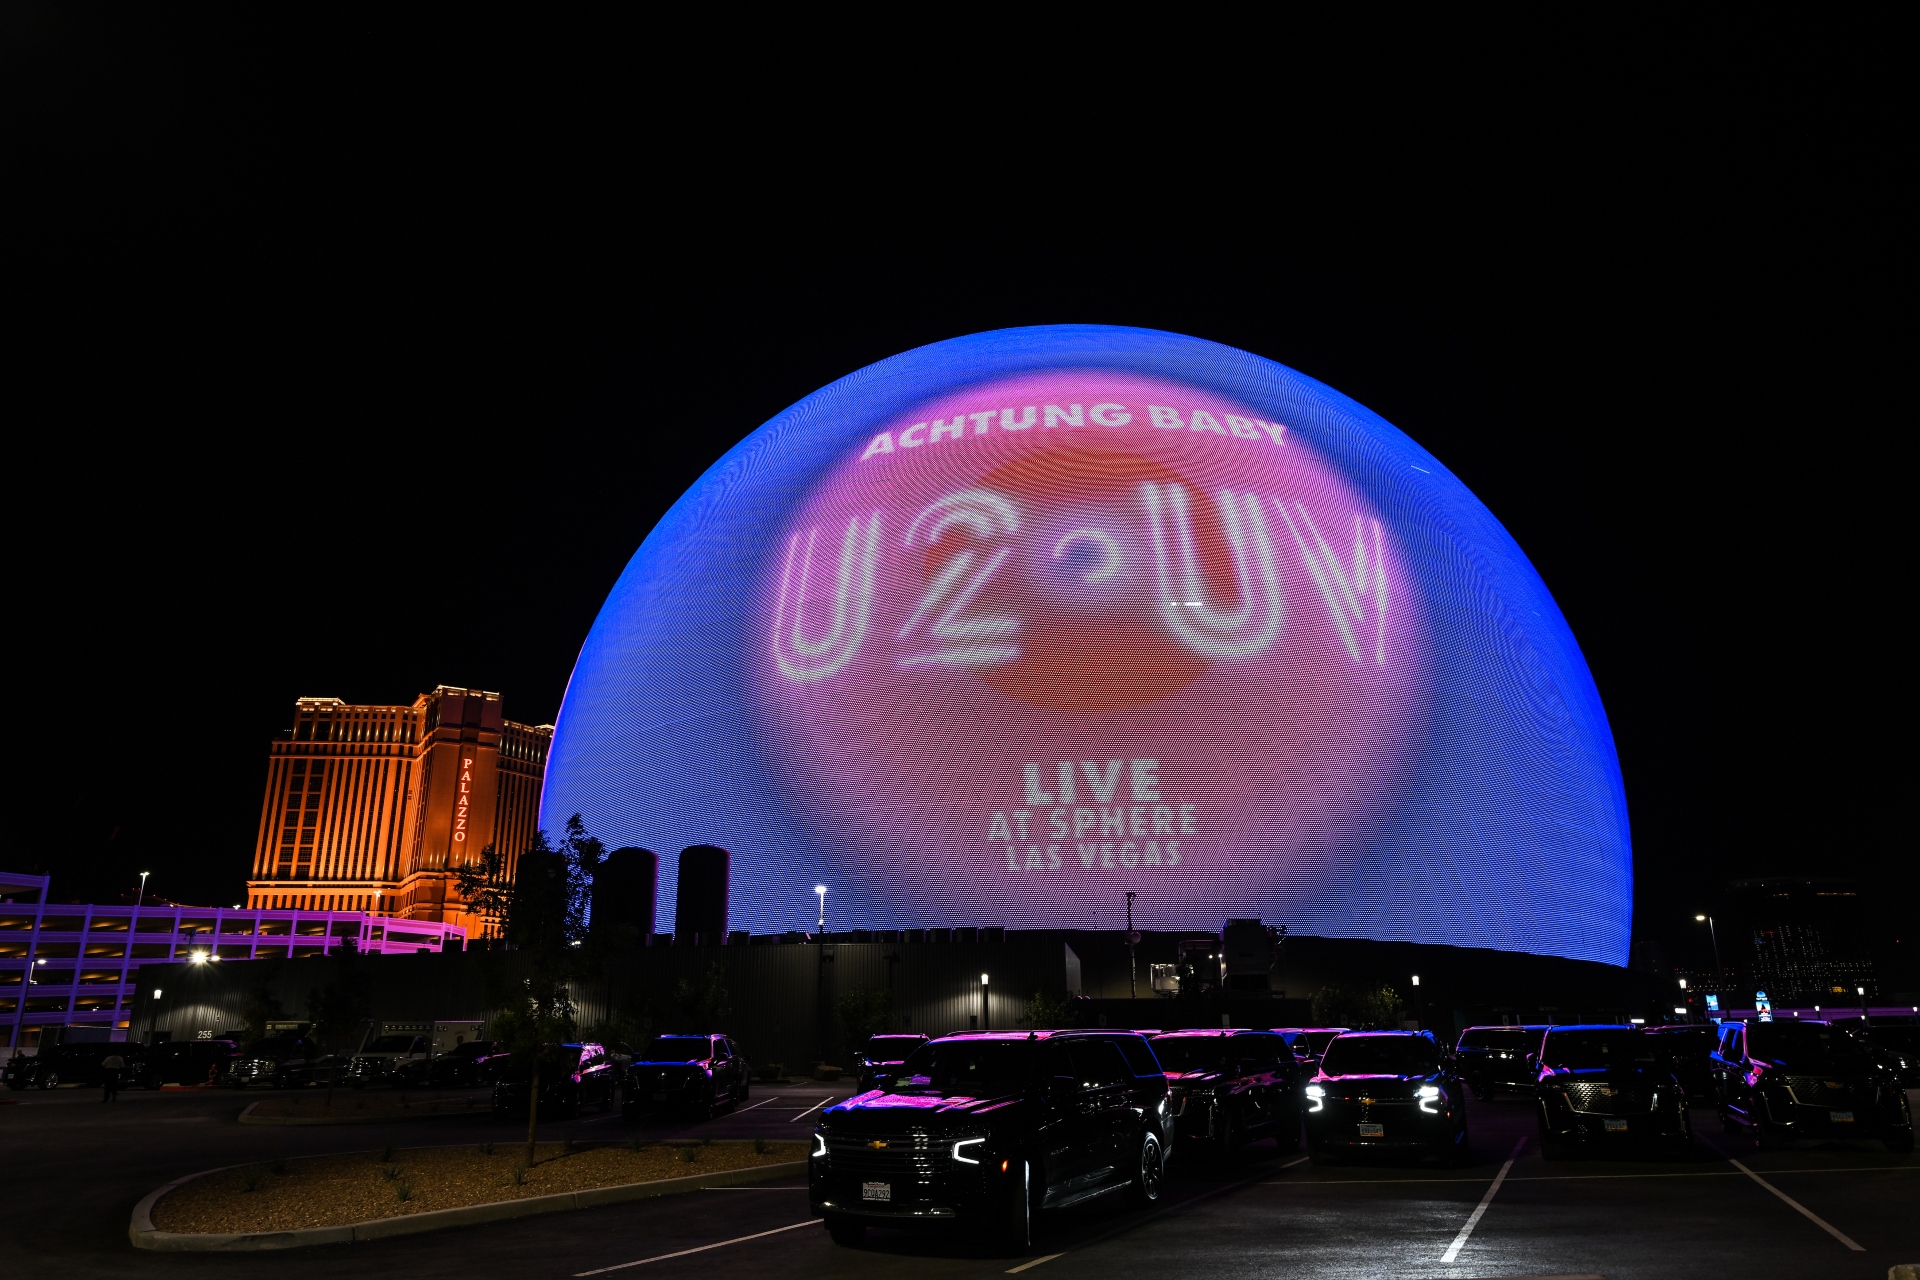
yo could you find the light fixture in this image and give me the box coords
[1694,914,1706,921]
[152,989,163,999]
[981,972,990,985]
[951,1137,986,1164]
[1630,1018,1645,1025]
[1674,1006,1687,1014]
[1678,978,1687,989]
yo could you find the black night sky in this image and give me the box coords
[6,14,1901,976]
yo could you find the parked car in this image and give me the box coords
[856,1034,929,1092]
[345,1034,430,1088]
[131,1039,241,1089]
[1150,1029,1299,1151]
[1710,1020,1913,1152]
[1640,1024,1718,1101]
[398,1038,509,1088]
[2,1040,148,1090]
[1854,1023,1920,1088]
[1453,1025,1550,1099]
[623,1034,748,1120]
[1273,1027,1349,1070]
[1304,1030,1467,1165]
[222,1034,343,1088]
[810,1030,1172,1254]
[491,1042,617,1118]
[1534,1025,1691,1160]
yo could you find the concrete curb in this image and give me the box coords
[238,1100,488,1126]
[130,1156,809,1251]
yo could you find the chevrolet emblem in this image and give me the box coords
[1360,1097,1374,1106]
[867,1140,888,1149]
[1825,1081,1843,1090]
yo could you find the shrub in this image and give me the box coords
[479,1142,494,1156]
[394,1181,412,1203]
[509,1164,527,1186]
[752,1137,768,1155]
[382,1165,404,1181]
[241,1167,263,1192]
[677,1146,697,1163]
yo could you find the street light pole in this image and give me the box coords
[1694,914,1722,981]
[1125,892,1139,1000]
[981,972,990,1031]
[814,885,827,934]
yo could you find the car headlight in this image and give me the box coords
[811,1132,828,1159]
[1305,1084,1325,1112]
[952,1137,986,1164]
[1418,1085,1442,1114]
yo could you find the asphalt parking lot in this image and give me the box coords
[2,1083,1913,1279]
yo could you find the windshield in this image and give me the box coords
[449,1040,496,1057]
[1303,1031,1343,1054]
[1748,1023,1874,1068]
[1543,1029,1657,1069]
[363,1036,418,1053]
[1866,1027,1920,1052]
[1459,1029,1535,1050]
[496,1046,583,1080]
[1152,1037,1230,1073]
[642,1037,711,1062]
[864,1036,923,1062]
[1651,1028,1717,1053]
[1320,1035,1440,1077]
[244,1037,300,1057]
[891,1040,1034,1097]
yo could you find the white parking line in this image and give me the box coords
[1726,1156,1865,1251]
[732,1096,781,1112]
[1441,1136,1525,1263]
[1006,1251,1067,1273]
[788,1097,831,1122]
[572,1220,818,1275]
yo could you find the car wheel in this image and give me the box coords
[1274,1109,1302,1152]
[1125,1131,1165,1208]
[1754,1121,1789,1152]
[737,1079,750,1102]
[698,1089,717,1121]
[1884,1128,1915,1155]
[41,1072,60,1090]
[1718,1108,1738,1135]
[826,1216,866,1247]
[1471,1080,1494,1101]
[1537,1108,1565,1161]
[996,1158,1034,1254]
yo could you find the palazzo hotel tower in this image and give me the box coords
[245,687,552,936]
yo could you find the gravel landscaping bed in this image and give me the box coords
[149,1140,807,1235]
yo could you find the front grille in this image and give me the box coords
[828,1132,938,1178]
[1565,1083,1654,1114]
[1785,1077,1864,1107]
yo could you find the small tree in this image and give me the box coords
[1310,983,1402,1030]
[454,843,515,941]
[308,941,371,1106]
[241,981,284,1045]
[837,987,891,1063]
[1018,990,1073,1030]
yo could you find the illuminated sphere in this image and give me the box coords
[542,327,1629,964]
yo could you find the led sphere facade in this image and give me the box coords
[541,327,1630,964]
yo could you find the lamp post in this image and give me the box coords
[1411,973,1421,1030]
[122,871,150,1030]
[1694,914,1722,982]
[1858,985,1870,1026]
[981,972,990,1031]
[814,885,827,934]
[1125,891,1139,999]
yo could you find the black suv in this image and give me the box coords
[400,1039,508,1088]
[1305,1031,1467,1164]
[1151,1029,1300,1151]
[1711,1020,1914,1152]
[1454,1025,1550,1099]
[810,1031,1171,1254]
[131,1039,240,1089]
[3,1041,147,1090]
[1534,1025,1691,1159]
[223,1034,341,1088]
[1640,1024,1718,1102]
[1853,1023,1920,1088]
[856,1034,929,1092]
[623,1034,748,1120]
[491,1042,617,1118]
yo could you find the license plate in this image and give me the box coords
[1830,1110,1853,1123]
[1357,1123,1384,1137]
[1603,1118,1629,1132]
[862,1181,891,1202]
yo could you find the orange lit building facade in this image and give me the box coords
[245,687,551,936]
